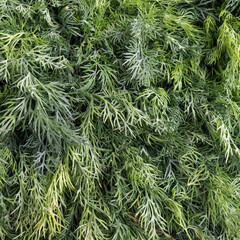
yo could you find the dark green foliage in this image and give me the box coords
[1,0,240,239]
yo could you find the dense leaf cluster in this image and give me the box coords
[1,0,240,239]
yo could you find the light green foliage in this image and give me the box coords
[0,0,240,239]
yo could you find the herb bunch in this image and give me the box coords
[1,0,240,239]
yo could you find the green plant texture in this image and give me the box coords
[1,0,240,239]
